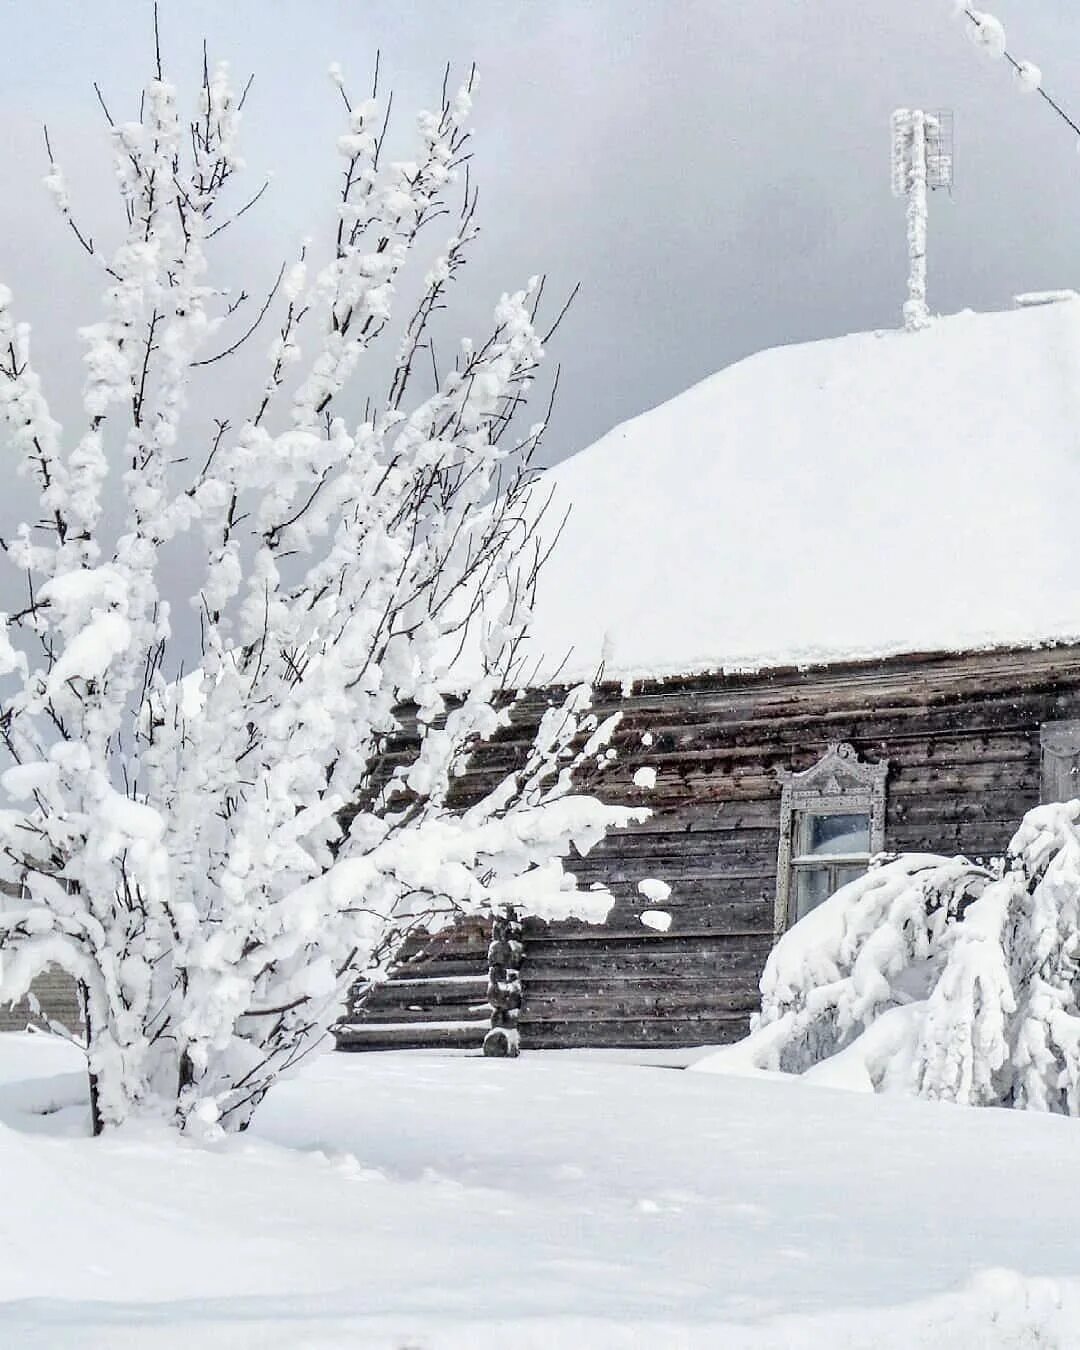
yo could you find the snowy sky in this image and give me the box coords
[2,0,1080,474]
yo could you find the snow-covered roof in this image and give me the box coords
[521,297,1080,685]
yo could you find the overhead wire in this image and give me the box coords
[961,7,1080,140]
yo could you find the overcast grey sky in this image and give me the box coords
[2,0,1080,472]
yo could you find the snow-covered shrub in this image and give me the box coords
[721,801,1080,1113]
[0,42,641,1133]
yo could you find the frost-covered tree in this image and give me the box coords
[724,801,1080,1114]
[0,37,641,1135]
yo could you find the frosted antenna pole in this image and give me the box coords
[898,109,928,329]
[891,108,953,331]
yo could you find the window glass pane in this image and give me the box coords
[793,867,832,922]
[1040,720,1080,804]
[832,863,866,893]
[803,812,870,857]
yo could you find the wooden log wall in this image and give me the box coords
[0,966,83,1035]
[336,642,1080,1052]
[335,918,492,1051]
[456,644,1080,1050]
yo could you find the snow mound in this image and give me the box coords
[516,299,1080,684]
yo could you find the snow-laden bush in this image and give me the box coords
[0,42,641,1133]
[721,802,1080,1112]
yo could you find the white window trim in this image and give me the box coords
[774,742,888,935]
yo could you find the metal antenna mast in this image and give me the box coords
[891,109,953,331]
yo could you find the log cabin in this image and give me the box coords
[338,294,1080,1053]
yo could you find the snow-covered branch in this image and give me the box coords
[0,43,638,1134]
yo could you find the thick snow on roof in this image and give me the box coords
[522,297,1080,684]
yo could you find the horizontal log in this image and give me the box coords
[522,936,770,964]
[521,969,765,992]
[362,981,489,1012]
[573,852,778,883]
[572,865,774,893]
[888,823,1019,857]
[523,923,774,946]
[597,875,776,902]
[613,802,780,833]
[600,901,773,936]
[383,972,489,988]
[383,956,489,981]
[351,1005,491,1025]
[518,1014,750,1049]
[888,763,1039,795]
[887,790,1036,828]
[603,889,774,914]
[570,861,775,886]
[589,758,1041,810]
[521,990,759,1019]
[569,791,1032,859]
[335,1021,487,1050]
[521,945,771,980]
[584,825,777,857]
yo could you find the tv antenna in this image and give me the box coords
[891,109,953,330]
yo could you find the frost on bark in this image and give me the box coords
[726,801,1080,1115]
[0,37,642,1133]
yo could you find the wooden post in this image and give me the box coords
[483,905,523,1057]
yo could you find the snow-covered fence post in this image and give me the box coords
[483,905,523,1057]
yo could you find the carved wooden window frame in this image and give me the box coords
[774,742,888,935]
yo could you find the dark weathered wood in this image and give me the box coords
[523,969,766,991]
[338,642,1080,1053]
[384,956,491,980]
[521,926,775,948]
[518,1014,749,1049]
[377,975,489,1001]
[356,1005,489,1025]
[336,1021,489,1050]
[522,989,760,1018]
[335,920,492,1052]
[0,966,84,1036]
[484,907,523,1057]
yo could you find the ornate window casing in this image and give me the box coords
[1040,720,1080,804]
[774,743,888,935]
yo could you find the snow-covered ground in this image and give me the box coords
[3,1033,1080,1347]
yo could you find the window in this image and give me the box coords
[790,809,871,924]
[1040,720,1080,804]
[775,743,888,933]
